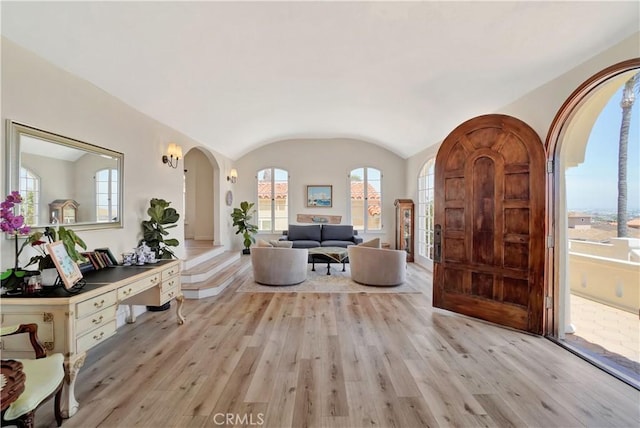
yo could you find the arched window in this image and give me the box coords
[257,167,289,233]
[19,167,40,225]
[417,159,435,259]
[96,168,118,222]
[350,167,382,231]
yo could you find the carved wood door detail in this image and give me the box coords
[433,114,546,334]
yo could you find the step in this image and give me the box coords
[182,257,252,299]
[182,245,226,271]
[181,250,240,284]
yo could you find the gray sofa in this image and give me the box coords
[280,224,363,248]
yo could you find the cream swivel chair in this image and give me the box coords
[1,323,65,428]
[347,245,407,286]
[251,246,309,285]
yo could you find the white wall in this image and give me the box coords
[234,138,405,249]
[0,38,232,270]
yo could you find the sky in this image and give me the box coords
[565,82,640,213]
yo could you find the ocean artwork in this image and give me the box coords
[306,185,333,208]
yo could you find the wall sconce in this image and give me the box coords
[162,143,183,169]
[227,168,238,184]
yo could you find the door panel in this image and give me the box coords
[433,114,546,334]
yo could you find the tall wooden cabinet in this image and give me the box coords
[49,199,79,224]
[394,199,414,262]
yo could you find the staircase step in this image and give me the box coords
[182,245,226,271]
[182,256,252,299]
[181,250,240,284]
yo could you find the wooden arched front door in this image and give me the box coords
[433,114,546,334]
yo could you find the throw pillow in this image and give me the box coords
[270,240,294,248]
[358,238,381,248]
[256,239,273,247]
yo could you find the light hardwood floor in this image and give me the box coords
[35,263,639,427]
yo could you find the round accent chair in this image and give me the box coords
[347,245,407,286]
[251,247,309,286]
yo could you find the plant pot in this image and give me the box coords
[242,248,251,255]
[41,268,59,287]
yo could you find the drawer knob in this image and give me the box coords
[93,332,105,341]
[94,300,105,308]
[168,292,175,298]
[123,288,132,295]
[92,315,104,324]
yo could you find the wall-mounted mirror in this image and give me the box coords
[5,120,124,231]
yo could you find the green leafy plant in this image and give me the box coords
[23,226,86,271]
[141,198,180,259]
[230,201,258,253]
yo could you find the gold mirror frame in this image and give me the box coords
[5,120,124,231]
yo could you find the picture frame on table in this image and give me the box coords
[46,241,83,290]
[306,185,333,208]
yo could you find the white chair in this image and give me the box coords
[347,245,407,286]
[251,247,309,285]
[1,323,65,428]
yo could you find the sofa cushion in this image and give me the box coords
[358,238,381,248]
[321,240,355,248]
[287,224,322,242]
[256,239,273,247]
[291,240,322,249]
[270,240,293,248]
[321,225,354,241]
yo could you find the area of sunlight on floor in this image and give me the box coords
[569,294,639,362]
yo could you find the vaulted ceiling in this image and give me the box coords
[2,1,638,159]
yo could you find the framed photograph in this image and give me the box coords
[306,185,333,207]
[46,241,83,290]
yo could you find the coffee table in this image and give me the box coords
[308,246,349,275]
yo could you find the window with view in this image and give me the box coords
[257,168,289,232]
[418,160,435,260]
[19,167,39,225]
[96,168,118,222]
[350,167,382,231]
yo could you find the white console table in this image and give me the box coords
[0,259,185,418]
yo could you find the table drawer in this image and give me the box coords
[160,286,180,304]
[160,276,180,293]
[118,274,160,301]
[76,291,117,319]
[76,320,116,354]
[161,264,180,279]
[75,306,117,336]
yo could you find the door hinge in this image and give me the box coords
[546,160,554,174]
[545,296,553,309]
[547,235,554,248]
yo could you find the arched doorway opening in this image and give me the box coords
[546,59,640,388]
[183,147,221,246]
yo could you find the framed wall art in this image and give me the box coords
[306,185,332,208]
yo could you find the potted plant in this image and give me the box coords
[24,226,87,285]
[230,201,258,254]
[140,198,180,259]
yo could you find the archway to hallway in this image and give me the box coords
[183,147,220,250]
[546,59,640,389]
